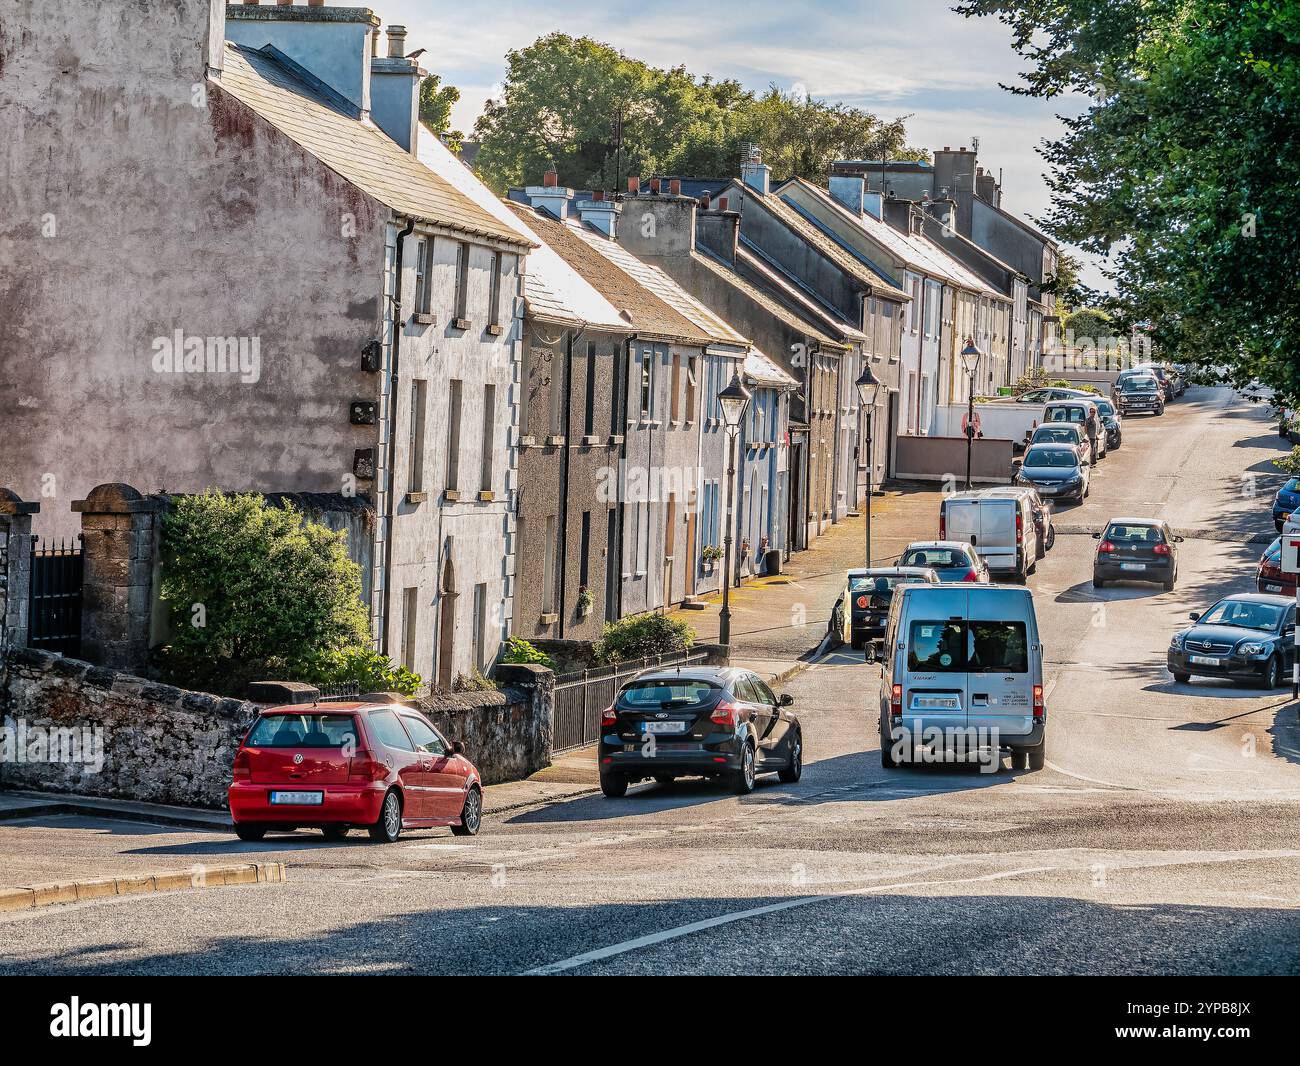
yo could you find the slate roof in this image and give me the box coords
[505,202,730,348]
[743,348,798,389]
[413,128,624,329]
[219,44,531,249]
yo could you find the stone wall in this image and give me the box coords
[0,646,257,809]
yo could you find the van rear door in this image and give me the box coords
[964,589,1035,739]
[977,499,1017,571]
[898,586,970,745]
[944,497,981,549]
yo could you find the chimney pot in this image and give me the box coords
[386,25,408,59]
[669,178,682,196]
[959,146,967,152]
[628,176,640,194]
[543,168,558,188]
[700,192,712,210]
[649,177,662,194]
[719,196,728,212]
[943,146,950,152]
[593,189,605,202]
[308,0,325,6]
[277,0,292,6]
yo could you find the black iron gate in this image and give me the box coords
[29,538,83,657]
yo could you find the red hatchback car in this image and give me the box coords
[228,703,482,843]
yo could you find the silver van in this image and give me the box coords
[876,584,1046,771]
[940,490,1036,582]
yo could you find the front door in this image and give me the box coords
[684,505,697,596]
[663,494,677,606]
[366,710,429,820]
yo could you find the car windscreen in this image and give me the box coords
[850,575,908,607]
[907,620,1030,673]
[246,714,358,748]
[1120,378,1156,392]
[1104,523,1165,544]
[1197,600,1286,631]
[618,679,721,709]
[1093,400,1116,417]
[898,548,968,569]
[1023,448,1078,468]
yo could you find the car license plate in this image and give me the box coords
[269,790,323,805]
[1266,584,1283,592]
[1189,655,1220,666]
[641,720,687,734]
[1120,562,1145,570]
[914,696,959,709]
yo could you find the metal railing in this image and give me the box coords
[551,649,710,753]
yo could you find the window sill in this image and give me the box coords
[581,435,601,446]
[545,435,565,446]
[444,489,460,502]
[486,323,504,336]
[412,312,436,326]
[518,435,536,448]
[478,490,495,502]
[404,491,427,504]
[539,612,558,625]
[451,317,471,331]
[607,434,624,445]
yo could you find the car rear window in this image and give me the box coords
[246,714,358,748]
[1094,400,1116,417]
[899,548,967,569]
[907,620,1030,673]
[1033,426,1078,442]
[1105,523,1164,544]
[619,679,720,709]
[1024,448,1078,468]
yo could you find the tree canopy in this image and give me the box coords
[419,73,463,152]
[471,33,924,193]
[956,0,1300,403]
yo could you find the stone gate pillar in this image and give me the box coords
[0,489,39,649]
[72,483,162,673]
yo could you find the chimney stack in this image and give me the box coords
[740,160,770,196]
[527,176,575,220]
[386,25,408,58]
[829,174,865,216]
[628,176,640,194]
[577,197,621,238]
[669,178,682,196]
[700,192,712,210]
[649,177,662,194]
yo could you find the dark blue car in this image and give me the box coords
[1272,477,1300,531]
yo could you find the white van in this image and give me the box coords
[940,490,1036,582]
[876,583,1046,770]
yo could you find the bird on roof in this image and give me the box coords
[405,48,426,60]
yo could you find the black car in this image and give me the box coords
[1092,396,1123,449]
[598,667,802,796]
[1093,517,1182,589]
[1168,593,1296,688]
[1115,375,1165,416]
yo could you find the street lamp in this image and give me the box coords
[717,372,751,646]
[855,363,880,567]
[960,338,982,490]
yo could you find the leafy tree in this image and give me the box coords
[956,0,1300,404]
[157,491,395,697]
[472,33,924,193]
[419,73,464,152]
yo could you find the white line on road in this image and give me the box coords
[521,864,1056,976]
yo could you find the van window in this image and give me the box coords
[907,620,1029,673]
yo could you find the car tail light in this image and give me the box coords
[890,684,902,720]
[710,701,738,728]
[1153,543,1171,556]
[232,748,251,782]
[348,748,387,783]
[1032,685,1045,721]
[962,568,978,582]
[1098,540,1114,553]
[939,513,946,540]
[600,704,618,726]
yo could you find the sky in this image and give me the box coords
[376,0,1108,290]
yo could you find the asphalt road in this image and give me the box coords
[3,386,1299,976]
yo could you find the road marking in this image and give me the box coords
[522,864,1055,975]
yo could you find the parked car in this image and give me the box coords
[1092,396,1123,449]
[1016,386,1093,404]
[876,583,1046,770]
[598,667,802,796]
[982,485,1056,558]
[229,703,483,843]
[1136,362,1185,398]
[940,490,1038,582]
[834,566,940,648]
[1043,398,1106,461]
[1114,373,1165,416]
[1272,476,1300,530]
[1029,422,1087,451]
[1256,536,1297,596]
[1015,444,1091,502]
[1167,593,1296,688]
[1092,517,1182,590]
[896,541,990,583]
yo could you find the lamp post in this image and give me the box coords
[855,363,881,567]
[960,338,982,490]
[717,373,751,647]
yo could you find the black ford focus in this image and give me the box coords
[598,667,802,797]
[1167,593,1296,688]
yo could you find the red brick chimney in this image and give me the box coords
[628,176,640,194]
[669,178,682,196]
[543,168,558,188]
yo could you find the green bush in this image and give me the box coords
[595,613,695,664]
[157,491,402,697]
[453,671,498,692]
[501,637,555,670]
[294,647,422,697]
[1274,447,1300,476]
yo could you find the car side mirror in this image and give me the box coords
[449,740,465,756]
[1091,531,1101,539]
[1188,612,1200,621]
[779,693,794,706]
[1174,535,1185,543]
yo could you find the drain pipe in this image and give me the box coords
[380,215,416,656]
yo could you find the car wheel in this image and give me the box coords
[1010,751,1029,770]
[727,742,756,794]
[368,790,403,843]
[881,741,900,769]
[1093,577,1106,588]
[1265,656,1282,690]
[1046,527,1056,551]
[321,826,350,841]
[600,772,628,798]
[1083,480,1090,499]
[451,786,482,836]
[778,731,803,783]
[234,824,266,842]
[1027,555,1037,576]
[1156,405,1165,416]
[1026,743,1046,772]
[1163,578,1175,591]
[1173,671,1191,684]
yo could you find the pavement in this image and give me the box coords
[5,387,1300,975]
